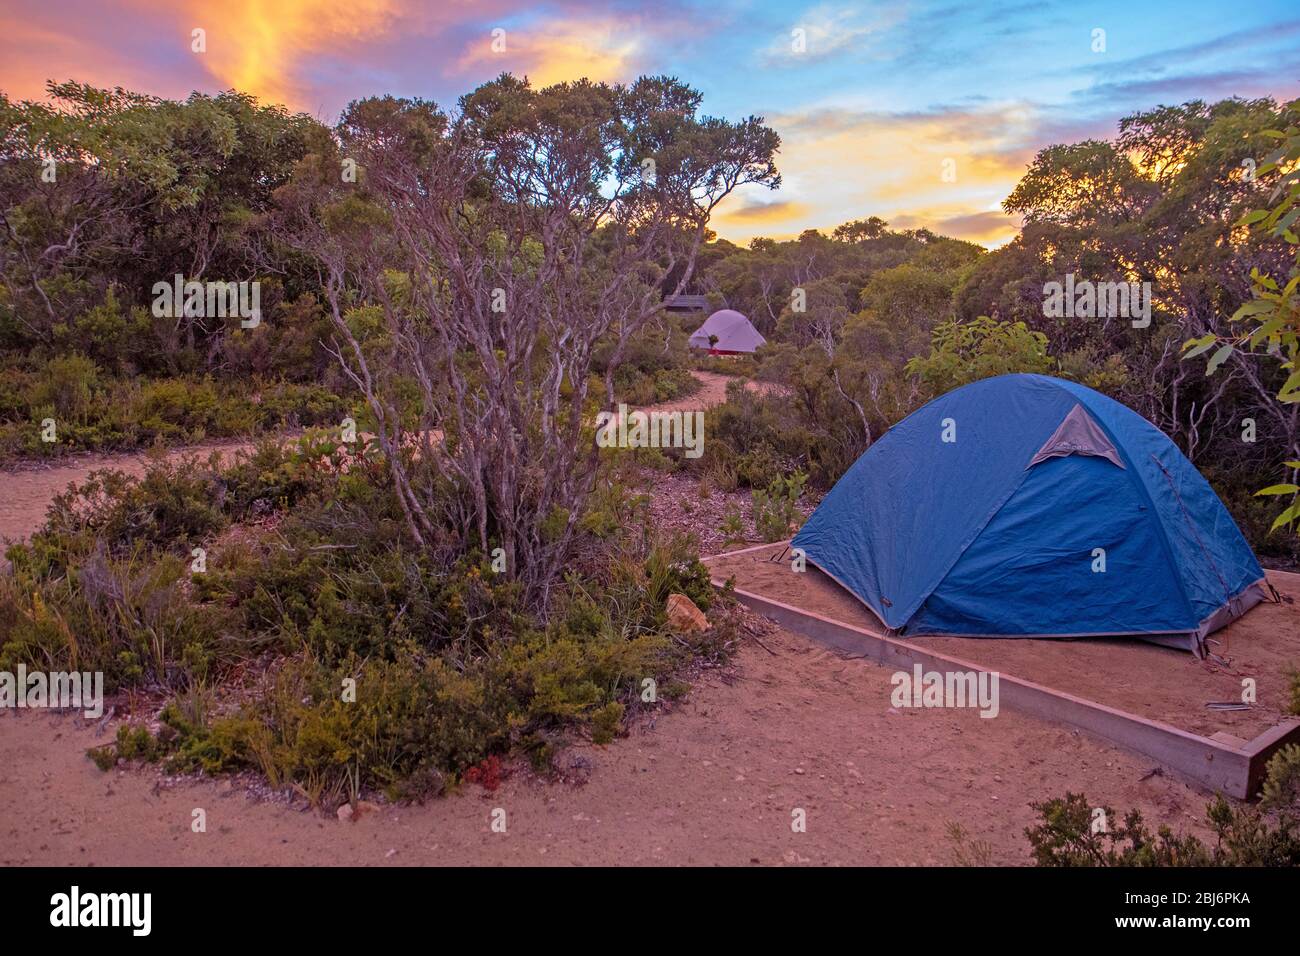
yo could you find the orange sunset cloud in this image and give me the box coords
[713,103,1039,247]
[455,19,647,88]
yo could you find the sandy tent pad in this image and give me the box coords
[707,543,1300,741]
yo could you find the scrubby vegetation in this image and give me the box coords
[6,82,1297,564]
[1025,745,1300,866]
[0,73,780,810]
[0,83,713,463]
[0,86,358,461]
[4,434,733,804]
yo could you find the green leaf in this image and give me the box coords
[1255,484,1300,496]
[1206,344,1233,374]
[1248,317,1286,347]
[1235,299,1276,317]
[1181,335,1217,360]
[1280,369,1300,402]
[1268,501,1300,533]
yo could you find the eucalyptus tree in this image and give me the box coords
[277,74,780,605]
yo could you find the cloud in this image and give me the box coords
[454,17,649,88]
[0,1,205,103]
[892,208,1023,246]
[1075,65,1300,107]
[711,101,1038,247]
[180,0,405,108]
[758,2,907,68]
[0,1,702,116]
[1084,19,1300,79]
[4,0,1294,251]
[715,197,813,225]
[1061,20,1300,114]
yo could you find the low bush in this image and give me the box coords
[697,384,816,489]
[1025,745,1300,866]
[752,471,807,542]
[0,365,350,463]
[3,436,737,805]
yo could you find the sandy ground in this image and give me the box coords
[0,440,258,549]
[650,368,784,415]
[0,622,1216,866]
[708,544,1300,740]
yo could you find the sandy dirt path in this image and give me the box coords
[640,368,782,416]
[0,371,764,549]
[0,623,1213,866]
[0,441,258,549]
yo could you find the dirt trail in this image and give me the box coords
[0,371,763,549]
[0,624,1213,866]
[0,441,257,549]
[643,369,782,415]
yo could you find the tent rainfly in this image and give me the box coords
[792,373,1268,656]
[688,309,766,355]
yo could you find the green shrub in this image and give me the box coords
[29,353,100,421]
[31,435,733,805]
[0,549,231,689]
[1025,793,1211,866]
[0,366,356,464]
[752,471,807,542]
[721,504,745,544]
[591,701,625,744]
[1025,745,1300,866]
[11,457,228,578]
[704,386,815,487]
[735,441,787,489]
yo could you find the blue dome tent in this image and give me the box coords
[791,374,1268,655]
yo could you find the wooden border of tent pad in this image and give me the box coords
[703,541,1300,800]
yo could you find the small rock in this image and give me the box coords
[666,593,709,633]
